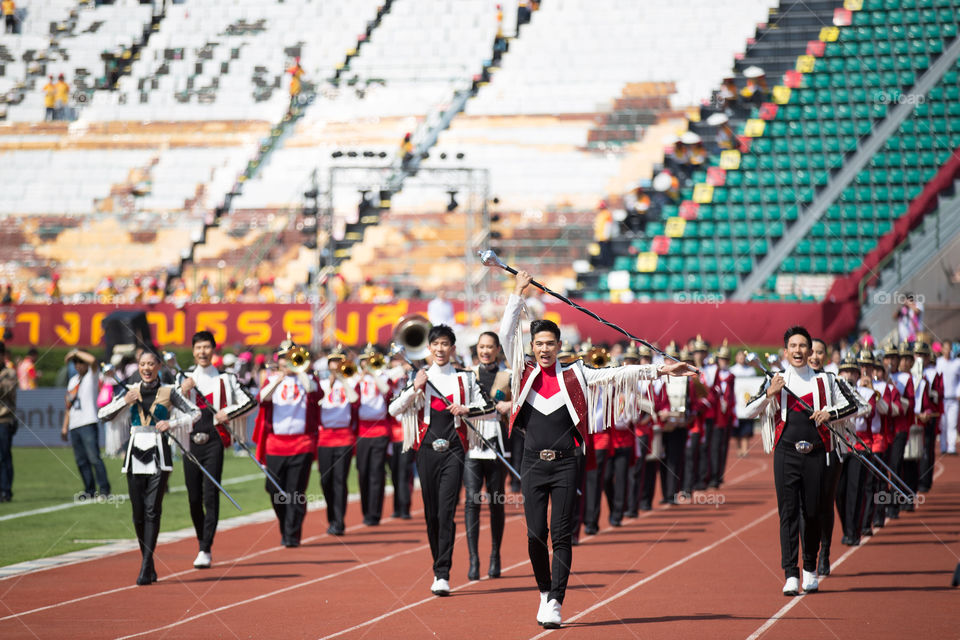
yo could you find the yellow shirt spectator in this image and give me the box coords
[43,80,56,108]
[54,78,70,106]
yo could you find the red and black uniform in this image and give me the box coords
[584,397,635,531]
[707,367,736,487]
[681,377,709,495]
[888,371,916,513]
[836,383,876,546]
[628,378,666,513]
[864,380,898,527]
[386,388,415,519]
[355,370,395,525]
[252,372,321,547]
[917,364,943,493]
[389,363,491,582]
[318,375,359,535]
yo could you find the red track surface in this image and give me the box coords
[1,454,956,639]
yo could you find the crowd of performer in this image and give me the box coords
[17,270,939,629]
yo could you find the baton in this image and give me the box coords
[107,367,243,511]
[390,344,522,481]
[480,249,684,365]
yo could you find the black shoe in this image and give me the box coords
[639,502,652,511]
[840,535,851,546]
[818,552,830,577]
[861,527,873,537]
[0,493,10,503]
[903,503,916,512]
[584,525,598,535]
[609,519,622,527]
[363,517,379,526]
[873,519,885,529]
[848,537,861,546]
[390,511,401,518]
[467,555,480,581]
[488,554,501,578]
[327,524,345,536]
[707,481,719,489]
[887,509,899,520]
[624,510,638,519]
[400,512,412,520]
[693,483,706,492]
[571,536,579,546]
[136,560,154,586]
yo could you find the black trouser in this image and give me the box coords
[464,456,505,561]
[918,421,938,492]
[628,434,659,512]
[184,437,224,553]
[265,452,312,545]
[318,445,353,529]
[682,429,701,494]
[387,441,415,517]
[773,443,825,579]
[661,428,686,501]
[356,436,389,524]
[698,419,714,488]
[603,447,631,524]
[509,428,525,492]
[128,470,169,578]
[521,452,581,604]
[862,448,889,528]
[584,448,609,530]
[710,424,731,485]
[818,451,842,560]
[417,442,464,580]
[836,451,867,542]
[887,432,910,515]
[897,429,921,498]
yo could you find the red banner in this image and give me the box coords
[1,298,858,349]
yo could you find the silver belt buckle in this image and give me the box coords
[431,438,450,452]
[191,432,210,445]
[539,449,557,461]
[794,440,813,454]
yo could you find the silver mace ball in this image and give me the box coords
[478,249,507,269]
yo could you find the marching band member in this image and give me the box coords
[464,331,512,580]
[501,270,693,628]
[388,324,493,597]
[355,344,393,526]
[834,351,872,549]
[386,352,414,519]
[707,341,736,488]
[894,343,921,505]
[318,345,359,536]
[692,336,714,491]
[886,342,915,518]
[680,348,708,499]
[914,341,942,493]
[659,342,691,505]
[627,344,664,514]
[178,331,257,569]
[744,326,857,596]
[863,345,900,530]
[98,350,201,585]
[252,339,322,547]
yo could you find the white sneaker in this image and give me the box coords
[536,592,550,625]
[782,576,799,596]
[802,570,819,593]
[430,577,450,596]
[193,551,211,569]
[541,599,562,629]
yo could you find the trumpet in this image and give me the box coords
[585,346,610,368]
[339,359,358,378]
[365,352,386,371]
[286,345,312,374]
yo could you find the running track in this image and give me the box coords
[1,454,956,639]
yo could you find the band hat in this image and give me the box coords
[637,344,653,357]
[898,342,914,357]
[692,334,709,353]
[327,343,347,361]
[359,342,379,360]
[706,112,729,126]
[679,348,695,363]
[577,339,593,357]
[680,131,702,145]
[558,340,577,360]
[839,350,860,372]
[222,353,237,367]
[275,332,296,355]
[743,65,765,78]
[856,349,876,366]
[664,341,680,359]
[716,339,731,360]
[913,341,932,356]
[882,340,900,357]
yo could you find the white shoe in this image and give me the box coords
[430,577,450,596]
[802,570,819,593]
[536,592,549,625]
[782,576,799,596]
[541,599,562,629]
[193,551,211,569]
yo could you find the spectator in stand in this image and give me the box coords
[125,277,143,304]
[681,131,706,167]
[196,276,214,303]
[169,279,191,308]
[357,278,379,303]
[740,66,769,105]
[2,0,14,35]
[1,283,12,304]
[287,57,304,109]
[54,74,70,120]
[399,132,414,167]
[223,278,242,303]
[144,277,164,304]
[257,277,276,302]
[622,183,651,234]
[43,76,56,121]
[707,112,735,152]
[592,200,614,268]
[46,273,62,301]
[517,1,531,29]
[652,170,679,205]
[61,349,112,498]
[717,75,739,112]
[427,290,456,327]
[17,348,38,390]
[96,276,117,302]
[894,293,923,343]
[0,341,16,502]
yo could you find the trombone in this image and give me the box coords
[286,345,312,373]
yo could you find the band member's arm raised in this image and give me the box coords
[169,386,202,431]
[258,373,285,403]
[388,381,423,418]
[222,374,258,421]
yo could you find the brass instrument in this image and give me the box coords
[393,313,432,361]
[365,352,386,371]
[286,345,312,373]
[585,346,610,368]
[339,359,358,378]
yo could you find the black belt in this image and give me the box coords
[526,447,578,462]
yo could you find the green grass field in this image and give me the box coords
[0,447,360,568]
